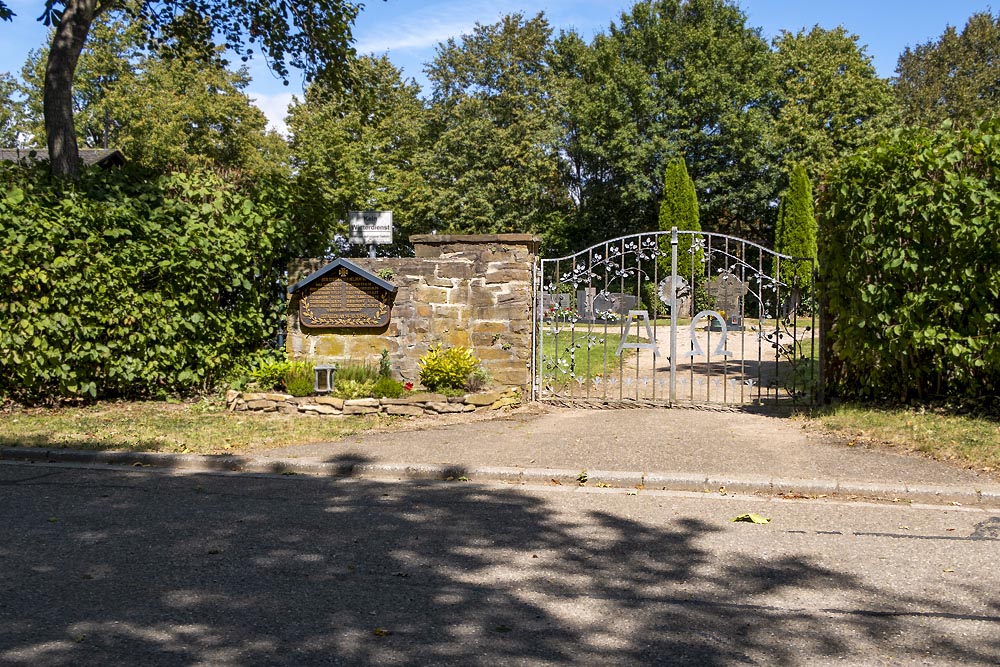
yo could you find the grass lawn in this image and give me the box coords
[0,398,398,456]
[538,326,642,384]
[806,405,1000,474]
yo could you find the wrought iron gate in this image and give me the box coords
[532,228,818,407]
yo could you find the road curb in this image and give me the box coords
[3,447,998,506]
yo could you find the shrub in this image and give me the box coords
[335,361,380,384]
[418,345,480,391]
[464,367,490,393]
[379,349,392,378]
[819,119,1000,406]
[249,357,291,391]
[371,376,405,398]
[283,361,315,397]
[774,163,818,298]
[334,378,376,399]
[0,164,288,401]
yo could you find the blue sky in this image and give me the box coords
[1,0,995,133]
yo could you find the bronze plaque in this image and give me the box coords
[299,267,392,328]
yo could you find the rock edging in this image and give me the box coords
[225,388,521,417]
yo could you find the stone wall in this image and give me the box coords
[286,234,540,388]
[226,388,522,416]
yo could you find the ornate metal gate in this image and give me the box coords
[532,228,818,407]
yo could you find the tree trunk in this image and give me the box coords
[44,0,100,179]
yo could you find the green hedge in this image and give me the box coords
[818,120,1000,405]
[0,164,285,400]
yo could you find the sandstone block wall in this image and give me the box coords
[286,234,540,389]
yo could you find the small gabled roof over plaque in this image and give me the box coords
[290,258,397,329]
[289,258,397,295]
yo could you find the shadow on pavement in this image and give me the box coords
[0,465,998,666]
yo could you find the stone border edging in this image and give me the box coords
[3,447,998,507]
[226,388,521,415]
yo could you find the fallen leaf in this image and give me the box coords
[373,627,392,637]
[551,479,562,485]
[732,513,771,524]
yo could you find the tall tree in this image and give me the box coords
[657,157,701,282]
[774,163,817,296]
[19,9,286,176]
[895,11,1000,127]
[2,0,358,178]
[772,26,895,181]
[19,11,146,149]
[556,0,779,247]
[0,72,26,145]
[105,50,286,174]
[287,55,431,256]
[422,13,572,240]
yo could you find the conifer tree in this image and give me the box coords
[657,157,701,312]
[774,163,817,298]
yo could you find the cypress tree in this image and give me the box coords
[658,157,702,284]
[654,158,702,315]
[774,163,818,296]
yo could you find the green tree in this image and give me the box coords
[657,157,702,280]
[18,10,145,149]
[106,52,286,174]
[772,26,895,181]
[0,72,26,145]
[2,0,357,178]
[422,13,572,239]
[774,163,816,296]
[554,0,779,247]
[286,55,431,256]
[19,11,287,177]
[895,11,1000,127]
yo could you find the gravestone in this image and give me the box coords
[542,293,570,311]
[592,292,637,318]
[658,275,691,316]
[576,287,598,320]
[706,271,747,329]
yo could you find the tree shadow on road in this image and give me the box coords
[1,464,998,666]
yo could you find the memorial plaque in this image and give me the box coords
[298,266,393,328]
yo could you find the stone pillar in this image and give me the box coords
[286,234,541,390]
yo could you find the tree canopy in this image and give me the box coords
[286,55,430,257]
[422,13,572,241]
[772,26,895,181]
[895,11,1000,128]
[3,0,359,178]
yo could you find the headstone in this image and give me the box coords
[541,293,570,311]
[592,292,637,318]
[706,271,748,328]
[576,287,598,320]
[658,275,691,315]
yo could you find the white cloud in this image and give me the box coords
[248,91,295,136]
[354,15,479,54]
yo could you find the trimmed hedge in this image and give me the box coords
[0,164,285,400]
[818,120,1000,405]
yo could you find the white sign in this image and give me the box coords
[348,210,393,245]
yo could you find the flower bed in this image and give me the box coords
[225,388,521,416]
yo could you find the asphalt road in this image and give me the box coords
[1,462,998,666]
